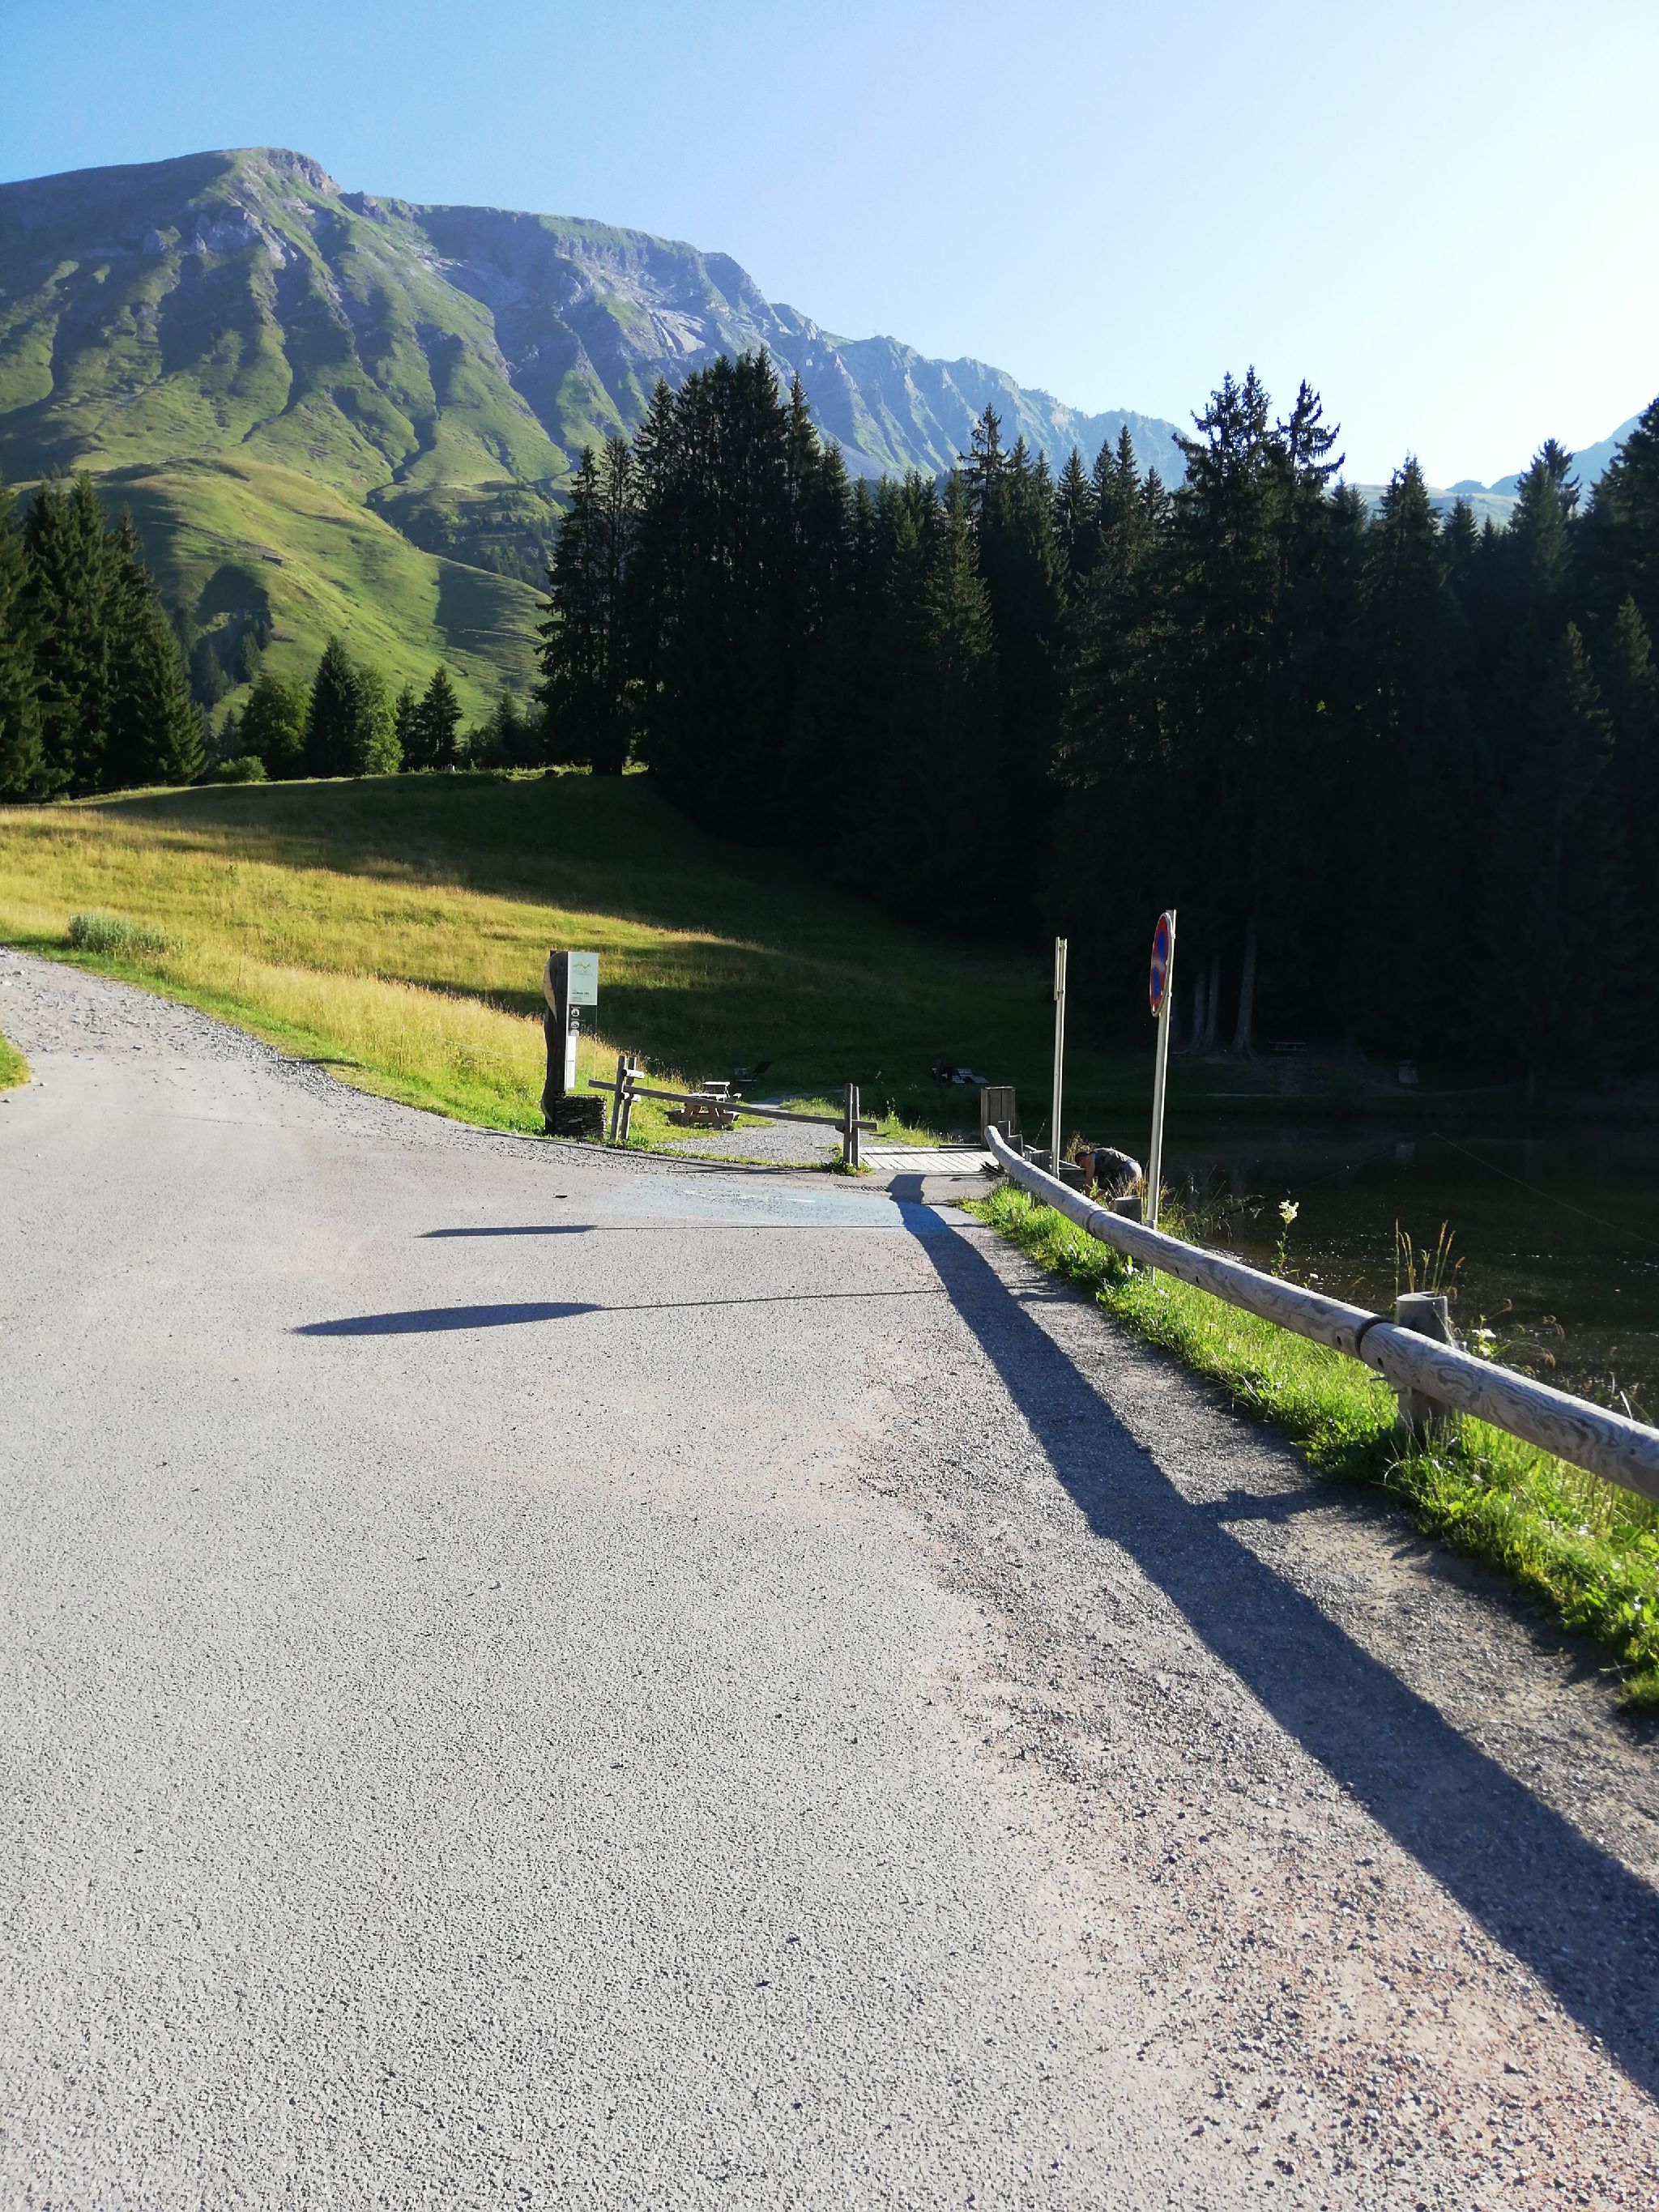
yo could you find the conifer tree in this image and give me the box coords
[241,672,307,778]
[305,637,361,777]
[0,479,45,799]
[1583,395,1659,642]
[411,664,462,771]
[104,514,203,789]
[23,474,113,793]
[538,442,634,774]
[1477,624,1636,1085]
[355,664,402,775]
[393,684,420,770]
[1595,596,1659,975]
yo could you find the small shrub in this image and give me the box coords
[66,913,174,961]
[209,754,270,785]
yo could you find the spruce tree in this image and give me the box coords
[241,672,307,778]
[104,514,203,789]
[412,665,462,770]
[355,664,402,774]
[393,684,420,771]
[304,637,360,777]
[0,479,45,799]
[23,474,113,794]
[1595,596,1659,978]
[1582,394,1659,640]
[1477,624,1636,1084]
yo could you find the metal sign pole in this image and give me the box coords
[1050,936,1068,1171]
[1146,910,1176,1234]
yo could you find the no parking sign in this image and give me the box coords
[1149,911,1174,1018]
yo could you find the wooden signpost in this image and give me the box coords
[1145,910,1176,1234]
[541,949,605,1138]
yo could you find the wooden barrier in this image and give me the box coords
[588,1068,876,1167]
[985,1127,1659,1505]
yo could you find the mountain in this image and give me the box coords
[1482,413,1643,498]
[0,147,1183,714]
[1399,411,1648,522]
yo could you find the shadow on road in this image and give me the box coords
[298,1302,599,1334]
[423,1225,595,1238]
[889,1176,1659,2101]
[296,1289,946,1335]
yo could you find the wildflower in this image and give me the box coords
[1278,1200,1299,1226]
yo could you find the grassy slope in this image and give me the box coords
[101,458,539,721]
[972,1183,1659,1706]
[0,774,1156,1146]
[0,1031,27,1088]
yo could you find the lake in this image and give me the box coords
[1160,1123,1659,1417]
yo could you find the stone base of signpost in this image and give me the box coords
[544,1095,605,1140]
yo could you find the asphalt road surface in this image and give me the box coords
[2,951,1656,2209]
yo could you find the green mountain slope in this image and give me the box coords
[0,147,1183,710]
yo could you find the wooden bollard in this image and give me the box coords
[1394,1291,1458,1438]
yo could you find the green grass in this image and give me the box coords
[107,456,539,721]
[0,773,1141,1152]
[970,1183,1659,1707]
[0,1029,26,1089]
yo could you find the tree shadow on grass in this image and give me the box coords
[889,1178,1659,2101]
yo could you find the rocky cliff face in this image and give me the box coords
[0,147,1183,583]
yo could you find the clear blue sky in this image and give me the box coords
[6,0,1656,484]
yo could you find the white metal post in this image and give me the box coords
[1050,936,1068,1171]
[1147,910,1176,1233]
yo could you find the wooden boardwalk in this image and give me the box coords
[860,1144,994,1179]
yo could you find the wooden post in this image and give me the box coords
[1394,1291,1458,1438]
[842,1082,861,1170]
[619,1055,638,1144]
[1050,936,1068,1170]
[608,1053,628,1144]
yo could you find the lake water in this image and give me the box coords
[1160,1123,1659,1417]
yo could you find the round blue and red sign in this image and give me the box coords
[1148,912,1174,1016]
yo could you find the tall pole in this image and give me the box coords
[1147,910,1176,1232]
[1050,936,1068,1170]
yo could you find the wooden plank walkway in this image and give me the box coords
[861,1144,994,1179]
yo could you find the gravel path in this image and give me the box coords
[2,950,1655,2207]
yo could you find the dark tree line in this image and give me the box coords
[538,354,1659,1080]
[0,469,535,791]
[0,474,203,796]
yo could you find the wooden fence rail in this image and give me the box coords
[986,1127,1659,1505]
[589,1063,876,1166]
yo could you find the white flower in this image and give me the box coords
[1278,1200,1299,1226]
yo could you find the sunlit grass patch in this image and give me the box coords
[0,1030,27,1089]
[970,1182,1659,1707]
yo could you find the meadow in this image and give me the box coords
[0,771,1164,1147]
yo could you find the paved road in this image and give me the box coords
[2,952,1657,2208]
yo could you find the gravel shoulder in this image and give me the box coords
[2,950,1655,2208]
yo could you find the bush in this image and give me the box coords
[208,753,269,784]
[66,912,174,961]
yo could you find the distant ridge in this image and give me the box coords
[0,147,1644,703]
[0,147,1188,710]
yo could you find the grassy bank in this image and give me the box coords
[971,1183,1659,1707]
[0,1029,27,1088]
[0,774,1143,1149]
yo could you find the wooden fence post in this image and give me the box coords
[842,1082,861,1170]
[608,1053,628,1144]
[1394,1292,1458,1438]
